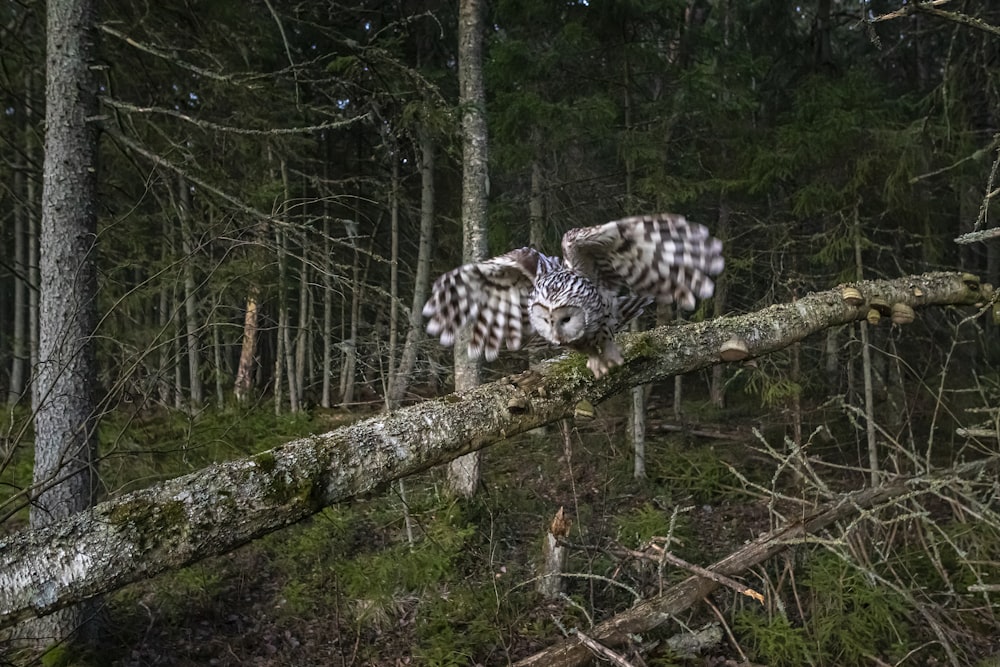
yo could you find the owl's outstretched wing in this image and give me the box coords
[423,247,559,361]
[562,213,724,309]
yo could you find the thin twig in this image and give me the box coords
[706,600,747,663]
[574,630,637,667]
[649,544,765,604]
[869,0,953,24]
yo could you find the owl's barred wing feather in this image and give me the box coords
[562,213,724,310]
[423,247,557,361]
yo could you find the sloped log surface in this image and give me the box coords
[0,272,987,629]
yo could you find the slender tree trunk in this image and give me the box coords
[24,0,101,645]
[178,176,202,408]
[621,51,648,477]
[387,156,400,397]
[172,284,183,410]
[283,307,299,413]
[529,158,544,248]
[448,0,489,498]
[281,162,300,413]
[526,157,550,437]
[294,252,309,407]
[155,212,172,406]
[824,327,839,393]
[26,71,40,377]
[389,126,436,406]
[630,314,648,479]
[340,220,361,407]
[855,210,880,484]
[213,315,225,407]
[8,162,28,405]
[709,203,729,408]
[321,215,333,409]
[10,67,39,405]
[275,225,287,416]
[234,286,259,403]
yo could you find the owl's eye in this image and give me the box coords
[559,315,572,326]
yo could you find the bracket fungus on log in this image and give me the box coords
[891,303,916,325]
[719,336,750,362]
[841,286,864,307]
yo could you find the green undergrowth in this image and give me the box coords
[735,550,911,666]
[733,517,1000,667]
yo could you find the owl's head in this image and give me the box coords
[530,300,587,346]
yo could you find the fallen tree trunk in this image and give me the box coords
[514,455,1000,667]
[0,271,987,630]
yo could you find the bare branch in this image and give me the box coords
[99,97,367,136]
[871,1,1000,39]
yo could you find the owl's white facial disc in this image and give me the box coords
[531,302,585,345]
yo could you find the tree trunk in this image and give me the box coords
[281,162,300,413]
[23,0,101,646]
[709,203,729,408]
[274,226,287,416]
[448,0,490,498]
[294,252,309,408]
[0,272,985,631]
[855,211,880,484]
[283,300,300,413]
[387,156,401,399]
[321,215,334,409]
[388,126,436,407]
[529,158,544,248]
[630,319,647,480]
[526,158,549,438]
[178,176,202,409]
[157,217,173,407]
[340,220,361,407]
[8,158,28,405]
[233,286,259,404]
[212,315,225,407]
[26,70,40,378]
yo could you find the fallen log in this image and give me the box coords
[0,271,987,629]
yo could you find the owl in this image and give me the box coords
[422,213,724,378]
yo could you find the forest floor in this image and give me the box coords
[105,390,777,666]
[6,384,1000,667]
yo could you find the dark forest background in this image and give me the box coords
[2,1,1000,665]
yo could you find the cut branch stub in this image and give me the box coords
[962,272,981,292]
